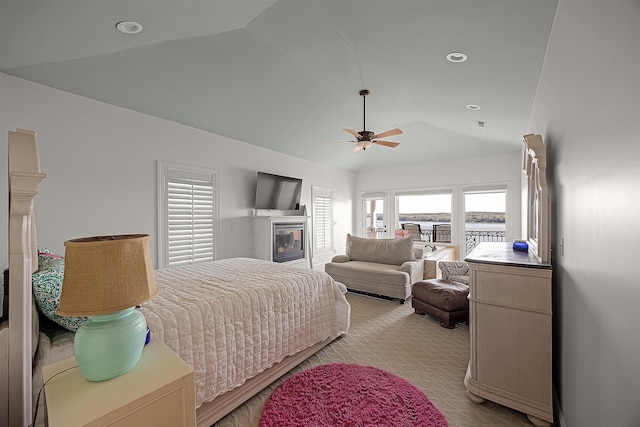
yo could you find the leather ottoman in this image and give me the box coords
[412,279,469,329]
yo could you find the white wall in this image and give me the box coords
[355,152,523,256]
[528,1,640,425]
[0,73,355,269]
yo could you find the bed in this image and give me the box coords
[2,129,351,426]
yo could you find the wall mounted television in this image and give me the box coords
[254,171,302,210]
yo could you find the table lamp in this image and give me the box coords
[57,234,158,381]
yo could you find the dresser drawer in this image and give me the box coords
[470,262,551,313]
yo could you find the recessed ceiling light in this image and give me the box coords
[446,52,468,63]
[116,21,143,34]
[466,104,481,110]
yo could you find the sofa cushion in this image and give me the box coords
[345,234,415,265]
[325,261,409,286]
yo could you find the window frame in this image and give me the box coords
[462,186,508,256]
[362,192,388,238]
[394,189,454,243]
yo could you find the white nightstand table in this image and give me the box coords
[43,338,196,427]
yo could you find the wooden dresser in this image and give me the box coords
[464,242,553,427]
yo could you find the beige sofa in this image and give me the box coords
[324,234,424,303]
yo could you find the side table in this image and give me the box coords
[423,245,459,279]
[43,338,196,427]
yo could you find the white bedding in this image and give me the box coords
[31,257,350,423]
[139,257,350,408]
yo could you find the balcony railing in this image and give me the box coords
[463,230,506,253]
[370,227,506,254]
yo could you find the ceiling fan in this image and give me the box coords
[331,89,403,153]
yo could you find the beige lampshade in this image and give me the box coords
[57,234,158,317]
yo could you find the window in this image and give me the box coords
[157,161,218,268]
[463,189,506,254]
[312,186,334,255]
[396,192,452,242]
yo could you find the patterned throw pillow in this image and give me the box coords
[438,261,470,285]
[32,246,86,331]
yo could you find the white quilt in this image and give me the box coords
[139,257,350,408]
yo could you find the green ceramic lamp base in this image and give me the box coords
[74,307,148,381]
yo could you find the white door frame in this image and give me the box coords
[361,192,389,238]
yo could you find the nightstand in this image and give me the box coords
[43,338,196,427]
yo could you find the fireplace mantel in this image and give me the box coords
[250,207,307,218]
[252,215,310,221]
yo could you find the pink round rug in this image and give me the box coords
[259,363,448,427]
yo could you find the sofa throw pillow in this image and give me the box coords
[32,247,86,332]
[346,234,415,265]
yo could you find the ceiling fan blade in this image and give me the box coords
[343,128,362,139]
[373,140,400,148]
[374,128,403,139]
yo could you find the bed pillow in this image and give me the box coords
[37,245,62,258]
[32,247,86,332]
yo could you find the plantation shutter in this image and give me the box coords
[158,162,218,268]
[312,186,334,255]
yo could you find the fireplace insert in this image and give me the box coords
[273,222,305,263]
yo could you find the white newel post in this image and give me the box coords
[5,129,47,427]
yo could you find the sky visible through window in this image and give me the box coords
[398,194,450,213]
[398,193,505,213]
[465,192,505,212]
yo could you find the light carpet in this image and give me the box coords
[213,292,533,427]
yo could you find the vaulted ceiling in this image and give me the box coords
[0,0,558,171]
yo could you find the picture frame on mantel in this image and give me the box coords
[522,133,550,263]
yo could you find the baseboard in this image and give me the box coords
[553,386,566,426]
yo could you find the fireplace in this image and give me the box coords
[272,222,305,263]
[252,215,309,266]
